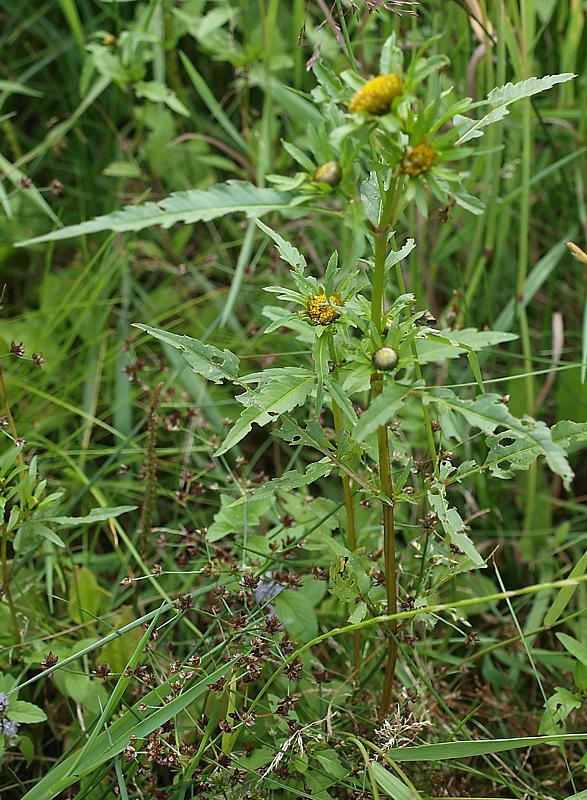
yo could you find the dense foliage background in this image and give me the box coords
[1,1,586,798]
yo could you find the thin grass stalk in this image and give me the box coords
[517,0,538,533]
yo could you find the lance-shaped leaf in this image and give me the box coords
[216,372,316,456]
[454,73,575,145]
[428,389,574,489]
[15,181,296,246]
[134,325,240,384]
[229,458,334,506]
[428,463,485,567]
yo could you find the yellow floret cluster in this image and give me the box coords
[400,143,435,177]
[305,293,343,326]
[349,74,403,116]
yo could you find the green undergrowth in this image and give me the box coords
[1,1,587,799]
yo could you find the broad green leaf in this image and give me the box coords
[68,567,103,625]
[207,494,273,543]
[428,390,574,489]
[216,373,315,456]
[539,688,582,734]
[455,73,575,144]
[275,589,318,643]
[134,324,240,384]
[7,700,47,724]
[387,733,587,761]
[228,458,334,506]
[15,181,295,246]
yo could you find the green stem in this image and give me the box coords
[327,333,360,673]
[1,524,21,645]
[371,177,403,715]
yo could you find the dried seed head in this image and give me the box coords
[372,347,399,371]
[313,161,342,186]
[349,74,403,115]
[401,143,435,177]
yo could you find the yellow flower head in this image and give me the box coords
[349,74,403,116]
[305,293,343,326]
[400,143,435,177]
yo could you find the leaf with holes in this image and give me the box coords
[428,390,574,489]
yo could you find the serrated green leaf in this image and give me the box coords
[229,459,334,507]
[134,325,240,384]
[415,327,517,364]
[216,374,315,456]
[385,238,416,269]
[15,181,295,246]
[255,219,307,270]
[427,485,484,566]
[455,73,575,145]
[324,374,357,427]
[429,390,574,489]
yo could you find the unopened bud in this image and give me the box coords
[372,347,399,371]
[313,161,342,186]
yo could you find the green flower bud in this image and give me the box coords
[372,347,398,371]
[313,161,342,186]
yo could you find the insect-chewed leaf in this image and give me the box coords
[216,372,316,456]
[228,458,334,506]
[134,324,240,384]
[428,389,575,489]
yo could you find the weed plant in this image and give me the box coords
[1,2,587,799]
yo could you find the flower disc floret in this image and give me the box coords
[349,74,403,116]
[305,293,343,326]
[400,143,435,177]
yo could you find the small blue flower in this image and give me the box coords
[2,718,20,744]
[0,692,9,714]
